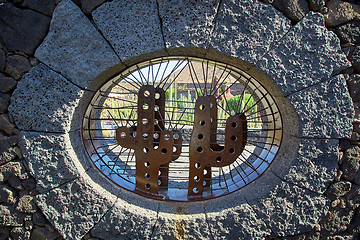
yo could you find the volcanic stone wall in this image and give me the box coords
[0,0,359,239]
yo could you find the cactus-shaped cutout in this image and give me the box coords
[188,95,247,197]
[116,85,182,195]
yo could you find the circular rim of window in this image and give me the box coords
[82,56,283,201]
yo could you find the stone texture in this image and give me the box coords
[250,181,329,236]
[0,49,5,72]
[22,178,35,191]
[326,181,352,200]
[0,74,16,93]
[81,0,105,14]
[256,12,351,95]
[158,0,218,49]
[20,132,87,192]
[341,146,360,181]
[272,0,309,22]
[33,212,46,227]
[335,21,360,44]
[0,3,50,55]
[92,0,163,62]
[271,138,339,194]
[288,75,354,138]
[10,227,30,240]
[5,55,32,80]
[0,205,26,227]
[31,227,60,240]
[36,175,117,240]
[0,161,29,184]
[0,184,16,205]
[152,203,211,240]
[8,175,23,191]
[22,0,57,16]
[9,64,83,132]
[0,93,10,114]
[308,0,325,11]
[91,195,158,240]
[319,207,354,235]
[35,0,120,89]
[16,195,38,214]
[0,114,17,135]
[210,0,291,64]
[0,134,18,165]
[347,74,360,102]
[205,201,270,239]
[350,46,360,73]
[324,0,360,27]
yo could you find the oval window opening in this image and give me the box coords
[82,56,283,201]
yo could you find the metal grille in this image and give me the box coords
[82,56,283,201]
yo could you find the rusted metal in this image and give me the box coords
[83,57,282,201]
[116,85,182,195]
[188,95,247,197]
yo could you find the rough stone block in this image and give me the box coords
[36,174,117,240]
[20,132,88,193]
[92,0,163,62]
[257,12,351,95]
[9,64,83,133]
[272,0,309,22]
[0,160,29,184]
[91,195,158,240]
[335,21,360,45]
[210,0,291,64]
[324,0,360,27]
[205,201,271,239]
[152,203,210,240]
[0,3,50,55]
[288,75,354,138]
[5,54,32,80]
[158,0,218,49]
[271,138,339,194]
[0,205,26,227]
[35,0,120,89]
[249,180,329,236]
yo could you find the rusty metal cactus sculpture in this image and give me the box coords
[116,85,182,195]
[188,95,247,197]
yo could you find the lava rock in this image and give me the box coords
[0,49,5,71]
[350,46,360,73]
[16,195,38,213]
[324,0,360,27]
[0,204,26,226]
[0,73,17,93]
[8,175,23,191]
[308,0,325,11]
[0,3,50,55]
[0,184,16,205]
[81,0,105,14]
[0,161,29,184]
[22,178,36,191]
[31,227,60,240]
[35,0,120,89]
[5,55,32,80]
[326,181,352,200]
[0,114,17,135]
[32,212,46,227]
[335,21,360,44]
[347,74,360,102]
[0,92,10,113]
[272,0,310,22]
[341,146,360,181]
[22,0,57,16]
[10,227,30,240]
[319,207,354,235]
[0,134,17,165]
